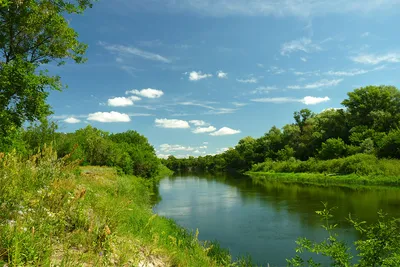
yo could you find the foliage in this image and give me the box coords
[0,149,252,266]
[250,154,400,177]
[287,203,400,267]
[318,138,347,160]
[164,86,400,176]
[0,0,93,141]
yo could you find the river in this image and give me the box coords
[153,173,400,266]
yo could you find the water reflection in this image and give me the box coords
[153,173,400,266]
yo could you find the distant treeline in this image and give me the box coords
[1,123,161,178]
[162,85,400,174]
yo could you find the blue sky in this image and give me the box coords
[48,0,400,158]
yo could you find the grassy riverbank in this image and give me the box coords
[246,154,400,188]
[246,171,400,188]
[0,148,251,266]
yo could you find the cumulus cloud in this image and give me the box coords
[251,96,330,105]
[192,126,217,134]
[87,111,131,122]
[237,77,258,83]
[187,71,213,81]
[155,118,190,128]
[210,127,241,136]
[107,96,139,107]
[281,38,321,56]
[99,42,170,63]
[217,70,228,79]
[302,96,330,105]
[350,53,400,65]
[126,88,164,98]
[189,120,209,126]
[288,79,342,89]
[64,117,81,124]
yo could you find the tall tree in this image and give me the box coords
[342,85,400,132]
[0,0,93,138]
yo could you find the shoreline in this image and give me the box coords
[246,171,400,189]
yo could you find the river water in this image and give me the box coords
[153,174,400,266]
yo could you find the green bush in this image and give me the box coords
[287,203,400,267]
[251,153,400,176]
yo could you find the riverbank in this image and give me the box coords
[246,171,400,188]
[0,149,250,266]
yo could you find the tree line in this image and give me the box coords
[163,85,400,174]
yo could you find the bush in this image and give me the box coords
[287,203,400,267]
[251,153,400,176]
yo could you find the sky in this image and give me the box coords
[48,0,400,158]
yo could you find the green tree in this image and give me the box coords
[0,0,93,139]
[342,85,400,132]
[318,138,347,160]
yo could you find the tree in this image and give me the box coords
[294,109,314,134]
[0,0,93,138]
[318,138,347,160]
[342,85,400,132]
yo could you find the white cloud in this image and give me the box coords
[99,42,170,63]
[205,108,236,115]
[210,127,241,136]
[302,96,330,105]
[217,70,228,79]
[155,118,190,128]
[281,38,321,56]
[232,102,247,107]
[351,53,400,65]
[267,66,285,75]
[160,144,194,153]
[189,120,209,126]
[251,96,330,105]
[64,117,81,124]
[187,71,213,81]
[203,142,209,145]
[300,57,307,62]
[108,97,135,107]
[126,88,164,98]
[179,101,237,115]
[192,126,217,134]
[294,70,321,76]
[361,32,370,37]
[288,79,342,89]
[257,63,264,68]
[87,111,131,123]
[325,69,368,77]
[216,147,229,154]
[237,77,258,83]
[251,86,278,94]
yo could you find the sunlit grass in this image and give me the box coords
[0,147,253,266]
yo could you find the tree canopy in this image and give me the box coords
[0,0,93,140]
[163,86,400,173]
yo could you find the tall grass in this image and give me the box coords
[251,154,400,177]
[0,147,253,266]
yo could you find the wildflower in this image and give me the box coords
[18,210,24,216]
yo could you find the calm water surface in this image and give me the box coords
[153,174,400,266]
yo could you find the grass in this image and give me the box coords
[246,171,400,189]
[0,146,254,266]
